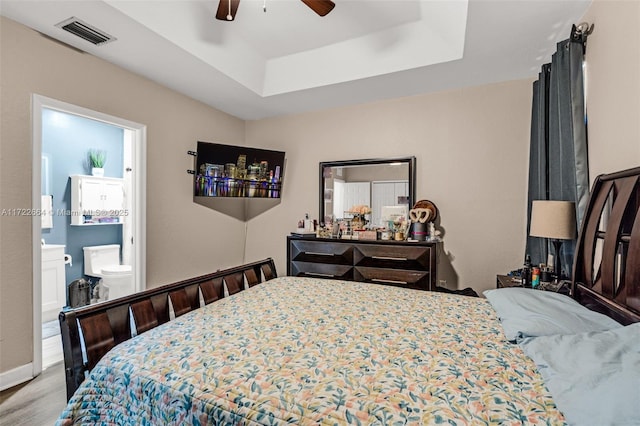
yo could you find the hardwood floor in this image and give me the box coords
[0,361,66,426]
[0,322,67,425]
[43,334,64,369]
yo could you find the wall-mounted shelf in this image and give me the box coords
[194,196,281,222]
[190,142,285,221]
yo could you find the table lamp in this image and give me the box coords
[529,200,577,280]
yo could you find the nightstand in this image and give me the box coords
[496,274,572,295]
[496,274,522,288]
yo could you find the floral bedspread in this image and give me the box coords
[57,277,565,425]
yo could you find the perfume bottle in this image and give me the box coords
[304,213,313,232]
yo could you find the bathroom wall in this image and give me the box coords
[41,108,124,293]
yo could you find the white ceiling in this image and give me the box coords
[1,0,592,120]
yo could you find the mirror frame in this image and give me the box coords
[319,157,416,225]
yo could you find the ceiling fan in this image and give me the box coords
[216,0,335,21]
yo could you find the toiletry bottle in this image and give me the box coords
[304,213,313,232]
[531,267,540,288]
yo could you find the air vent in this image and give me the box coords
[55,17,116,46]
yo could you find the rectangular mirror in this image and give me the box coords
[319,157,416,227]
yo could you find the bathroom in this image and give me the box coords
[40,107,134,366]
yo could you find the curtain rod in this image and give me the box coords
[570,22,594,53]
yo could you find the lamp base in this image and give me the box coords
[551,239,564,280]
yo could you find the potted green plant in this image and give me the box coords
[88,149,106,176]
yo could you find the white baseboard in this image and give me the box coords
[0,363,34,391]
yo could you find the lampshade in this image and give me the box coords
[529,200,577,240]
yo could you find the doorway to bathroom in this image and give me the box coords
[31,94,146,375]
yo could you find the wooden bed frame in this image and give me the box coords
[58,167,640,403]
[572,166,640,325]
[59,258,277,400]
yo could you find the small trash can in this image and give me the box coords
[68,278,90,308]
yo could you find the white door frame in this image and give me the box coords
[31,94,146,376]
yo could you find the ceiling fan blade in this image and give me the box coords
[300,0,335,17]
[216,0,240,21]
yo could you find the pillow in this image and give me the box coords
[519,323,640,425]
[483,287,621,341]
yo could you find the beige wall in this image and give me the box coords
[0,17,247,373]
[244,80,533,290]
[581,0,640,181]
[2,0,639,378]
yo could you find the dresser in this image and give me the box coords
[287,236,438,291]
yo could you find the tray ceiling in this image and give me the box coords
[1,0,591,119]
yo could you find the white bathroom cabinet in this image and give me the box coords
[42,244,66,322]
[70,175,125,225]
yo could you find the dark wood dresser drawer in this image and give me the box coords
[354,266,430,290]
[290,262,352,280]
[353,244,431,270]
[287,236,437,291]
[289,239,353,265]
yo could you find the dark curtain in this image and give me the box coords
[526,64,551,266]
[526,37,589,278]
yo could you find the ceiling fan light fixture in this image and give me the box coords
[216,0,239,21]
[226,0,233,20]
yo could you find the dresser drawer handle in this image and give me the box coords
[304,251,335,256]
[304,272,335,278]
[372,278,409,285]
[371,256,407,261]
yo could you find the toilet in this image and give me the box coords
[83,244,133,300]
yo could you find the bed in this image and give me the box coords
[57,167,640,425]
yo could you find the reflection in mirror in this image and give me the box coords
[319,157,416,227]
